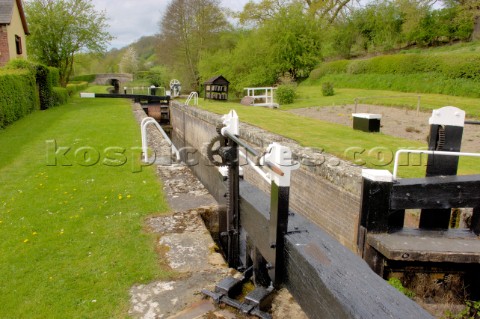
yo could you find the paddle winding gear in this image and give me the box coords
[206,135,228,166]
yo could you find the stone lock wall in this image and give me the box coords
[170,102,364,252]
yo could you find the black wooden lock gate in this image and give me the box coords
[201,110,432,319]
[358,106,480,300]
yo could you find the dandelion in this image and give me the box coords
[59,229,64,235]
[32,231,38,236]
[127,195,131,199]
[23,239,29,243]
[118,195,123,200]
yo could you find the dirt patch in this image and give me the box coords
[289,104,480,152]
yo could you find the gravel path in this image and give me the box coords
[289,104,480,152]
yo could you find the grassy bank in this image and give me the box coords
[0,94,169,318]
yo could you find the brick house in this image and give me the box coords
[0,0,29,67]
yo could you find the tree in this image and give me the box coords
[447,0,480,39]
[305,0,354,22]
[237,0,353,26]
[25,0,113,86]
[263,3,323,79]
[119,47,139,74]
[237,0,289,26]
[351,1,404,52]
[199,2,321,95]
[198,29,278,95]
[157,0,230,90]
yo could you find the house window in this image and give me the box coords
[15,35,22,55]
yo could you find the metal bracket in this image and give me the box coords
[202,271,274,319]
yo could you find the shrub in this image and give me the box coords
[51,87,69,106]
[275,85,297,104]
[322,82,335,96]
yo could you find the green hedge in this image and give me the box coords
[51,87,69,106]
[308,53,480,97]
[66,81,89,96]
[0,60,71,128]
[310,53,480,81]
[0,69,37,128]
[36,64,53,110]
[5,60,61,110]
[317,73,480,98]
[309,59,349,79]
[70,74,96,83]
[437,54,480,81]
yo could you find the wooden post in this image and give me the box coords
[268,181,289,287]
[358,169,405,257]
[417,95,421,116]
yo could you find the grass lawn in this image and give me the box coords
[0,94,169,318]
[195,87,479,178]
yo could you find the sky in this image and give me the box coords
[90,0,252,50]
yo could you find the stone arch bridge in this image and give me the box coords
[93,73,133,86]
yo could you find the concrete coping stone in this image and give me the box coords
[352,113,382,119]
